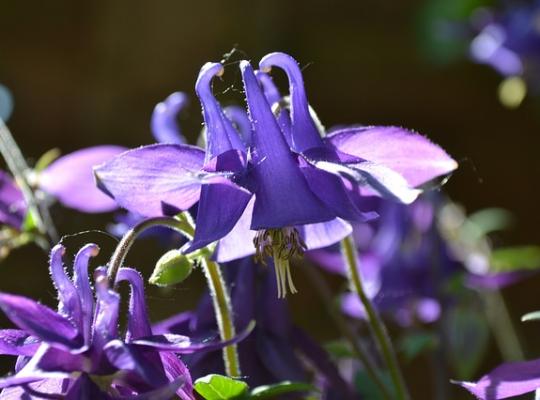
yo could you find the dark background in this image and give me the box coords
[0,0,539,398]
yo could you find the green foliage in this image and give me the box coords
[445,305,489,379]
[194,375,248,400]
[355,370,394,400]
[415,0,494,65]
[34,148,61,172]
[399,331,438,362]
[249,381,315,399]
[490,246,540,272]
[149,249,193,287]
[194,375,315,400]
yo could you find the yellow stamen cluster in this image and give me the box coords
[253,227,307,298]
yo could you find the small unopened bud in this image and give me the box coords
[149,249,193,287]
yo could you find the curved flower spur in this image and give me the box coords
[94,52,457,298]
[0,244,251,399]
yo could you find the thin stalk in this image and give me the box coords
[301,263,392,399]
[200,257,240,377]
[483,288,524,361]
[106,215,240,376]
[0,118,57,242]
[341,235,410,400]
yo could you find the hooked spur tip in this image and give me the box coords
[259,52,297,71]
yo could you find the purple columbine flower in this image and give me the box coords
[0,243,248,399]
[95,53,457,297]
[456,357,540,399]
[153,257,355,400]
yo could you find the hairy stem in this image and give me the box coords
[0,118,57,243]
[301,263,392,399]
[200,257,240,377]
[341,235,410,400]
[106,214,240,376]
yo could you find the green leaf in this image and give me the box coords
[249,381,315,399]
[34,148,61,172]
[490,246,540,272]
[22,210,38,232]
[149,249,193,287]
[445,305,489,379]
[464,208,514,240]
[355,370,394,400]
[194,374,248,400]
[324,340,355,359]
[522,311,540,322]
[398,331,438,362]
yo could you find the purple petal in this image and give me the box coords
[73,244,99,345]
[326,126,458,188]
[94,144,206,217]
[39,146,127,213]
[341,292,367,320]
[92,268,120,346]
[254,71,292,147]
[213,198,257,263]
[196,62,245,161]
[48,245,83,333]
[131,320,254,354]
[104,340,167,386]
[0,171,25,229]
[121,379,187,400]
[466,271,529,289]
[313,159,421,204]
[224,106,252,147]
[0,379,66,399]
[186,184,251,252]
[457,358,540,399]
[159,353,194,400]
[259,52,323,152]
[298,218,353,250]
[0,293,80,350]
[301,163,378,222]
[151,92,188,144]
[0,330,39,356]
[240,60,334,229]
[115,268,152,341]
[307,249,347,275]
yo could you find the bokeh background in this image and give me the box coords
[1,0,539,398]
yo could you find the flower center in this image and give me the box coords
[253,227,306,298]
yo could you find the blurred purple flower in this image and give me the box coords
[0,243,248,399]
[153,257,355,400]
[311,194,462,326]
[470,1,540,81]
[39,145,127,213]
[0,171,26,230]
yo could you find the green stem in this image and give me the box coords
[341,235,410,400]
[200,257,240,377]
[0,118,57,243]
[106,214,240,377]
[301,263,392,399]
[483,288,524,361]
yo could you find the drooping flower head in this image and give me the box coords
[0,244,246,399]
[95,52,457,297]
[153,257,355,400]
